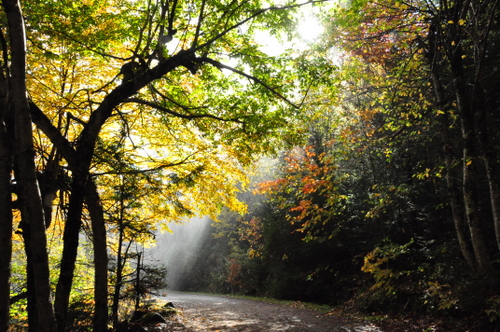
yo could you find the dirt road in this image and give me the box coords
[156,291,384,332]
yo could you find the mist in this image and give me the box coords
[147,216,212,290]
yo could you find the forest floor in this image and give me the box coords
[140,291,465,332]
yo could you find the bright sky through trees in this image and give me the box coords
[255,12,324,56]
[297,13,324,41]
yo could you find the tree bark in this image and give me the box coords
[0,82,12,332]
[427,38,477,269]
[111,227,125,328]
[426,0,495,274]
[29,104,109,331]
[483,151,500,253]
[86,180,108,332]
[111,185,130,328]
[134,253,142,311]
[54,170,87,332]
[469,0,500,255]
[440,117,476,270]
[20,225,38,332]
[2,1,57,331]
[452,61,493,273]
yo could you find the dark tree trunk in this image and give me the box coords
[451,57,493,273]
[0,89,13,332]
[428,62,476,269]
[86,180,109,331]
[483,152,500,253]
[134,253,142,311]
[441,117,476,269]
[54,170,88,332]
[2,1,57,331]
[111,226,126,328]
[20,225,38,332]
[425,0,496,274]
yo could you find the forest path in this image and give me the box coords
[155,291,384,332]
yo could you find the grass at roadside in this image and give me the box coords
[225,293,334,314]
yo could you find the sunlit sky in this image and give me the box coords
[256,11,324,56]
[298,13,324,42]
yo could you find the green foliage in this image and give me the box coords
[8,297,28,330]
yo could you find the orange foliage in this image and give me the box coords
[255,143,346,238]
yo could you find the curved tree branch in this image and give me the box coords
[29,101,79,167]
[124,97,244,123]
[200,57,300,108]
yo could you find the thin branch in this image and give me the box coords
[28,32,127,60]
[193,0,207,49]
[91,155,197,176]
[124,97,244,123]
[67,112,87,126]
[157,0,168,44]
[134,0,155,57]
[200,57,300,108]
[29,101,79,168]
[196,0,331,52]
[168,0,179,35]
[148,83,206,111]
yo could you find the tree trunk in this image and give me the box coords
[111,226,126,328]
[472,82,500,256]
[441,118,476,269]
[134,253,142,311]
[86,179,108,331]
[441,1,494,273]
[453,70,493,273]
[483,151,500,253]
[20,225,38,332]
[2,1,57,331]
[54,170,87,332]
[428,57,476,269]
[0,93,13,332]
[461,143,492,273]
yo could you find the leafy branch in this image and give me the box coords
[201,57,301,108]
[124,97,244,123]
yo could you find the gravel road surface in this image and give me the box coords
[153,291,384,332]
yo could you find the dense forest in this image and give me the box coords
[1,0,500,331]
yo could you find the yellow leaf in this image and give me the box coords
[459,19,466,25]
[448,20,454,24]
